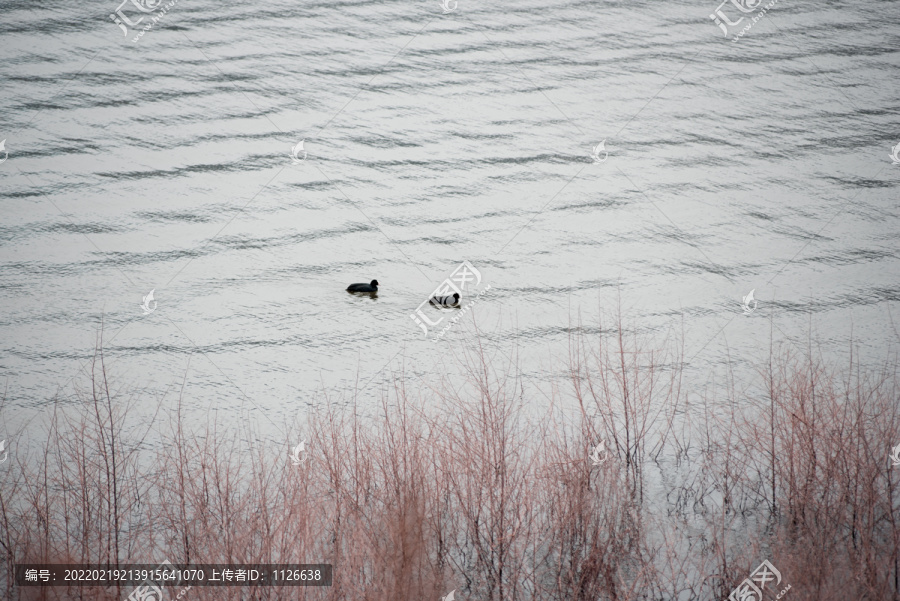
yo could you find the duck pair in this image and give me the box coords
[346,280,460,307]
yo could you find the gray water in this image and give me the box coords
[1,0,899,443]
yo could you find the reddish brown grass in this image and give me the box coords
[1,324,898,600]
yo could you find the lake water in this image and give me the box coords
[1,0,899,444]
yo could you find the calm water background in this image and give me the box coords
[1,0,899,445]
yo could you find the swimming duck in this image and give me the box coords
[430,292,460,307]
[347,279,379,293]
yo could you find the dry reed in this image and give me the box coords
[1,322,898,601]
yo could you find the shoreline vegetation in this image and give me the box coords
[1,319,899,600]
